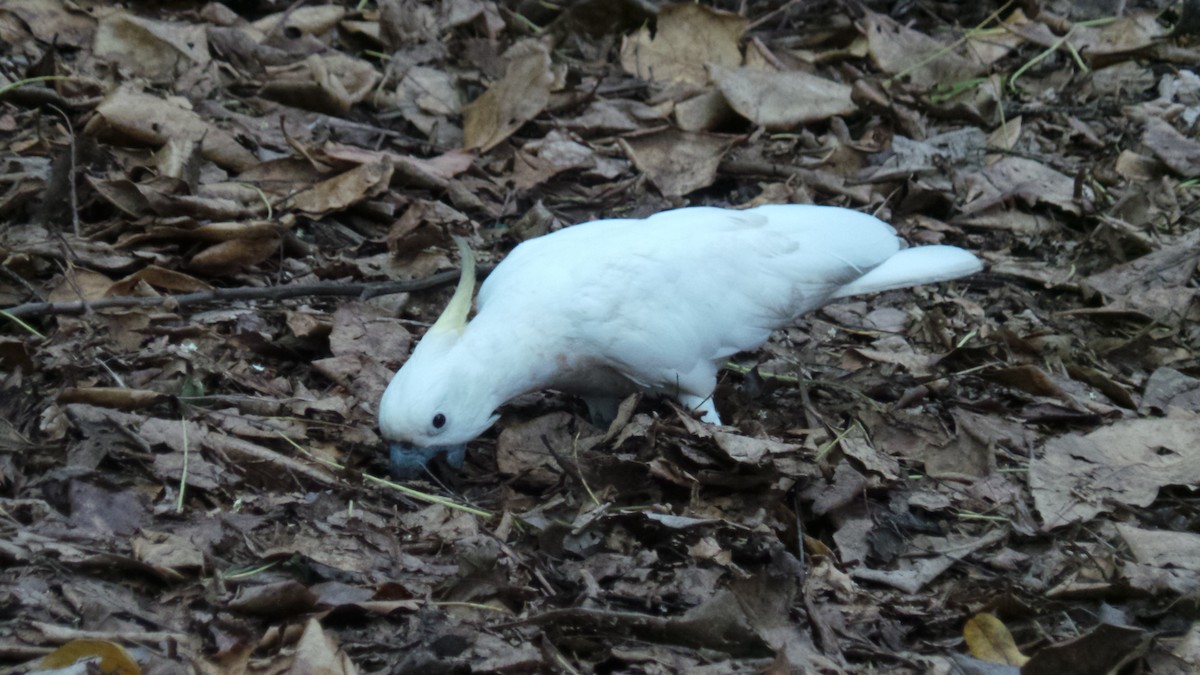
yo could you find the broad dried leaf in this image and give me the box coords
[251,5,346,35]
[463,39,556,152]
[1022,624,1150,675]
[710,65,856,129]
[261,53,381,116]
[964,156,1085,215]
[513,130,601,190]
[1142,117,1200,176]
[1068,12,1167,62]
[133,530,204,572]
[964,613,1030,666]
[94,10,210,79]
[862,11,984,89]
[40,639,140,674]
[1117,523,1200,595]
[189,235,281,276]
[58,387,170,410]
[619,130,729,197]
[288,159,394,216]
[292,618,359,675]
[85,89,258,172]
[619,3,746,85]
[1031,414,1200,529]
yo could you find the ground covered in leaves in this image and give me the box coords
[2,0,1200,672]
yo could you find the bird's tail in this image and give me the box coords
[831,246,981,299]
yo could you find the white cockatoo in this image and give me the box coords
[379,205,981,477]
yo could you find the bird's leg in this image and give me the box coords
[583,396,621,428]
[677,393,722,425]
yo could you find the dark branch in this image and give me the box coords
[2,266,493,319]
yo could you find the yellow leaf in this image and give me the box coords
[40,639,141,674]
[964,613,1030,666]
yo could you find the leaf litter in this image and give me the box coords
[2,0,1200,672]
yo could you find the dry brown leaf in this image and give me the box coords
[84,89,258,172]
[1082,227,1200,326]
[1141,116,1200,177]
[94,10,210,79]
[261,53,381,116]
[290,619,358,675]
[251,4,346,36]
[963,156,1085,215]
[117,265,213,294]
[861,10,983,89]
[1068,12,1167,62]
[312,305,412,406]
[288,159,394,216]
[1031,413,1200,529]
[385,64,463,138]
[58,387,171,410]
[40,639,140,674]
[513,130,599,190]
[133,530,204,572]
[2,0,97,48]
[189,235,281,276]
[463,39,556,152]
[47,268,114,304]
[674,90,735,132]
[618,130,729,197]
[496,411,599,487]
[710,64,857,129]
[1141,367,1200,414]
[1117,523,1200,595]
[619,3,746,85]
[1022,623,1150,675]
[851,528,1007,593]
[387,199,470,255]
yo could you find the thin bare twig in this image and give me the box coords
[2,266,493,319]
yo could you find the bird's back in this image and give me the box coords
[475,205,976,394]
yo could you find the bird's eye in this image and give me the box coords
[432,413,446,429]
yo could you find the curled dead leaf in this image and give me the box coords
[58,387,171,410]
[189,235,281,276]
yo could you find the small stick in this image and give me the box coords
[2,266,494,319]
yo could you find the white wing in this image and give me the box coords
[475,205,975,396]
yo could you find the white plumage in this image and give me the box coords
[379,205,981,477]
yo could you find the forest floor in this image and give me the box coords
[2,0,1200,672]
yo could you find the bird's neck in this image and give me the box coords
[456,313,561,406]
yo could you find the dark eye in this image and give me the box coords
[432,413,446,429]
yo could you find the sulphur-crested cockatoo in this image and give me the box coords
[379,205,980,477]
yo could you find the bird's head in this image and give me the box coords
[378,238,500,478]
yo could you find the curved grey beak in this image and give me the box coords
[388,442,467,479]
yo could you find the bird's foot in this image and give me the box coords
[677,394,722,425]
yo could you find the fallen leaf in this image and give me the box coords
[964,613,1030,666]
[40,639,140,674]
[862,10,984,89]
[84,88,258,172]
[619,4,746,86]
[94,10,210,80]
[619,130,730,197]
[1141,116,1200,177]
[710,64,856,129]
[463,39,557,152]
[1031,413,1200,529]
